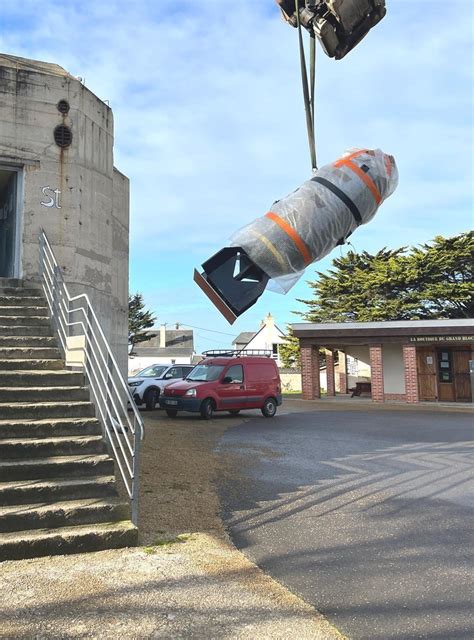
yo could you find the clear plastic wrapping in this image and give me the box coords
[230,148,398,292]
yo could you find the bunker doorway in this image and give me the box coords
[0,168,20,278]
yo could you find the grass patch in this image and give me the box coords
[143,533,192,553]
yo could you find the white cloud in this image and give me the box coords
[1,0,472,344]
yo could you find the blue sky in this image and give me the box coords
[1,1,472,352]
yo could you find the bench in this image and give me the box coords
[350,382,372,397]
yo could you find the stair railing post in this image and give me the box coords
[131,424,141,526]
[52,265,61,334]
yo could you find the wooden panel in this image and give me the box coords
[438,383,455,402]
[416,348,437,401]
[453,350,472,402]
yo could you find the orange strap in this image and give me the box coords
[333,149,369,167]
[334,150,382,205]
[265,211,312,265]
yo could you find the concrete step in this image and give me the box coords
[0,358,64,370]
[0,435,105,460]
[0,497,129,533]
[0,335,57,347]
[0,296,46,306]
[0,416,101,439]
[0,520,137,561]
[0,454,114,481]
[0,306,48,317]
[0,369,83,387]
[0,386,89,403]
[0,324,53,336]
[0,288,43,297]
[0,315,50,326]
[0,401,95,420]
[0,475,116,507]
[0,278,23,288]
[0,347,61,359]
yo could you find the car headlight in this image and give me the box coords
[184,388,197,397]
[128,380,143,387]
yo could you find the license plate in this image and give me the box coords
[166,399,178,405]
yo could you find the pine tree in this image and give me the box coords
[128,293,157,351]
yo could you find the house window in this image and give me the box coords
[272,343,278,358]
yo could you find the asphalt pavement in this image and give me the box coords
[217,403,474,640]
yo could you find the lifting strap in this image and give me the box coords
[295,0,317,172]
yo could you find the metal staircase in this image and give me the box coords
[0,277,138,560]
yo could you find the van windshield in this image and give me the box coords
[186,364,224,382]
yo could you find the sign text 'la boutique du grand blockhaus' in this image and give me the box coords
[0,54,129,372]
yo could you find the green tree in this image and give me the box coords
[298,232,473,323]
[279,326,301,368]
[128,293,157,351]
[409,232,473,318]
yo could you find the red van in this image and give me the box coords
[159,351,282,419]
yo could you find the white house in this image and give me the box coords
[128,324,195,374]
[232,313,286,367]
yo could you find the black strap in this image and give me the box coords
[312,176,362,225]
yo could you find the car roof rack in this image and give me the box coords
[202,349,273,358]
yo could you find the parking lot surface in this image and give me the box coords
[217,403,474,640]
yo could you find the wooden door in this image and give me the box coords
[453,350,472,402]
[416,348,437,401]
[437,349,455,402]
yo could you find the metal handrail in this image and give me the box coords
[38,229,144,525]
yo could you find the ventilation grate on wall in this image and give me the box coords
[57,99,70,114]
[54,125,73,149]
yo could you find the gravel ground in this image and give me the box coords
[0,407,344,640]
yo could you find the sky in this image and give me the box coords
[1,0,472,353]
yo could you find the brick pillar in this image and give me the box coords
[301,343,321,400]
[369,345,384,403]
[326,349,336,396]
[338,350,348,394]
[403,344,419,403]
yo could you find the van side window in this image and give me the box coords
[225,365,244,383]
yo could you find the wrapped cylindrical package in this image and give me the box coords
[230,148,398,292]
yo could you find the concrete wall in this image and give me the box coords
[382,344,405,394]
[0,54,129,375]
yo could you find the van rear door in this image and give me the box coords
[245,362,279,408]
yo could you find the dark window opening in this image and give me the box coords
[54,125,73,148]
[57,99,70,114]
[0,169,18,277]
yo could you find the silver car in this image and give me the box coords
[128,363,194,410]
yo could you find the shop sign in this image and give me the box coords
[409,335,474,343]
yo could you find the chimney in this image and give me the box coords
[264,313,274,327]
[160,324,166,348]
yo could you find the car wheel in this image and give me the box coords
[165,409,178,418]
[228,409,240,415]
[200,399,215,420]
[144,388,159,411]
[261,397,277,418]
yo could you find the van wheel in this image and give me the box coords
[228,409,240,415]
[261,397,277,418]
[144,388,159,411]
[200,399,215,420]
[166,409,178,418]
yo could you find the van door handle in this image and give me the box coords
[239,385,244,390]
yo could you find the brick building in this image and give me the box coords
[291,319,474,404]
